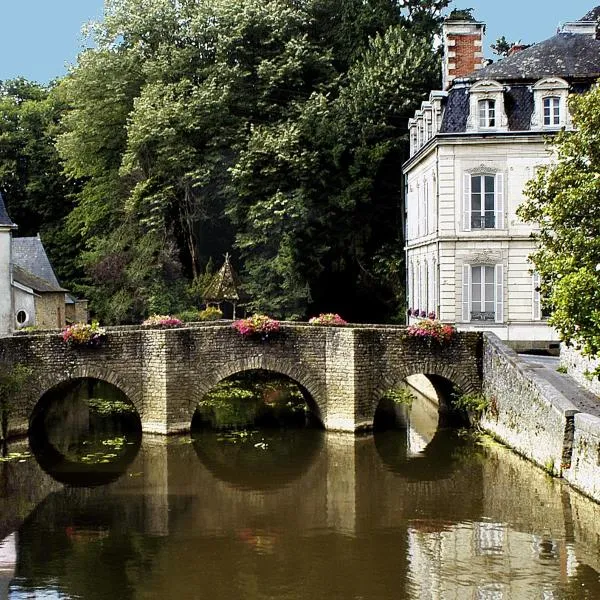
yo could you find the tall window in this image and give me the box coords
[471,266,496,321]
[471,175,495,229]
[462,264,504,323]
[478,99,496,128]
[463,172,504,231]
[543,97,560,126]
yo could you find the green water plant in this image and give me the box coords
[453,392,489,416]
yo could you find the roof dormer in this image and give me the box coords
[530,77,571,130]
[466,80,507,133]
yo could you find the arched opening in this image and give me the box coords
[373,374,475,480]
[191,369,322,432]
[191,370,324,490]
[29,378,142,487]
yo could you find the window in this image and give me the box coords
[16,310,28,326]
[463,172,504,231]
[543,97,560,126]
[471,175,495,229]
[478,99,496,128]
[462,264,504,323]
[532,272,551,320]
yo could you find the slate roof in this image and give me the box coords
[0,192,15,227]
[12,265,66,293]
[580,6,600,21]
[469,33,600,82]
[12,236,62,289]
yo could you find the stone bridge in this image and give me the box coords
[0,323,482,436]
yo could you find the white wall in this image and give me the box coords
[0,228,12,336]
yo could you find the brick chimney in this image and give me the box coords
[442,19,486,90]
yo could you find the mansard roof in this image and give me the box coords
[470,33,600,82]
[580,6,600,21]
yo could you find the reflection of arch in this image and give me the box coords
[31,367,142,422]
[192,429,324,491]
[374,427,475,481]
[191,356,325,426]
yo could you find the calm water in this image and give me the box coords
[1,390,600,599]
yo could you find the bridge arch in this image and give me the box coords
[373,359,480,423]
[190,355,326,427]
[30,366,143,423]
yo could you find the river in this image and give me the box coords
[1,380,600,599]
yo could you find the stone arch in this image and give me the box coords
[190,354,326,427]
[30,365,143,423]
[373,358,480,423]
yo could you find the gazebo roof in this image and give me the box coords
[203,254,245,303]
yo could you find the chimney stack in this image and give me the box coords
[442,19,486,90]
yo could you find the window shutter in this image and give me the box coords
[463,173,471,231]
[532,272,541,321]
[495,172,504,229]
[462,264,471,322]
[495,264,504,323]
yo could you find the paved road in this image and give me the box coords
[518,353,600,416]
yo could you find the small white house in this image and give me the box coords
[403,7,600,350]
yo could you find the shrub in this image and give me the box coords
[308,313,347,326]
[198,306,223,321]
[61,321,106,348]
[176,309,201,323]
[142,314,183,327]
[406,318,455,344]
[232,314,280,339]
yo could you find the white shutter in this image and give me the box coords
[495,264,504,323]
[532,272,541,320]
[462,264,471,322]
[495,172,504,229]
[463,173,472,231]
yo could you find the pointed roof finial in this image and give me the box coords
[0,191,16,228]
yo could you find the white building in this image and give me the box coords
[404,7,600,350]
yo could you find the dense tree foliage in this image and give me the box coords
[3,0,449,323]
[0,79,81,288]
[518,87,600,357]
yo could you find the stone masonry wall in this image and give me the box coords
[560,343,600,397]
[481,333,577,475]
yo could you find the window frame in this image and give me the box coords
[478,99,496,129]
[463,171,505,232]
[543,96,560,126]
[462,263,504,324]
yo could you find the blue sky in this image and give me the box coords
[0,0,596,83]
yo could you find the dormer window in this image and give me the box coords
[467,80,507,132]
[543,96,560,126]
[532,78,570,130]
[478,99,496,128]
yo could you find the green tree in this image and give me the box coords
[56,0,446,323]
[518,86,600,357]
[0,79,81,288]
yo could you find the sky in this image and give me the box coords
[0,0,597,84]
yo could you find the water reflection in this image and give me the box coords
[29,379,142,487]
[0,392,599,598]
[192,429,324,491]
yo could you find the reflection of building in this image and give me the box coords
[0,532,16,599]
[404,8,600,349]
[0,192,87,334]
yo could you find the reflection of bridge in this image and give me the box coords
[1,324,482,435]
[2,431,600,599]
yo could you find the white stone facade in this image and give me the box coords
[404,130,560,346]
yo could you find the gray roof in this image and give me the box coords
[0,192,15,227]
[470,33,600,82]
[12,264,66,293]
[580,6,600,21]
[12,236,62,289]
